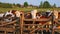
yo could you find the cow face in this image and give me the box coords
[31,10,37,19]
[4,10,15,18]
[24,12,32,19]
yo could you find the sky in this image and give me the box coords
[0,0,60,7]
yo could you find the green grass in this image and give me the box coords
[0,7,60,13]
[0,8,36,13]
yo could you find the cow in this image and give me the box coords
[40,10,52,18]
[31,10,37,19]
[54,10,58,19]
[46,10,52,17]
[24,12,32,19]
[24,10,38,19]
[0,13,5,20]
[4,10,15,17]
[36,12,42,19]
[3,10,21,22]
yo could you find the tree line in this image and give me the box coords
[0,2,21,8]
[39,1,56,8]
[0,1,57,8]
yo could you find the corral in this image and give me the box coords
[0,10,60,34]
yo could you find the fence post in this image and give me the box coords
[20,12,24,34]
[52,11,54,34]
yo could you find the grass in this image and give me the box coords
[0,7,60,13]
[0,8,35,13]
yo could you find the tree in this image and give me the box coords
[43,1,51,8]
[39,1,43,8]
[1,3,12,8]
[24,2,28,7]
[53,3,56,8]
[16,4,21,7]
[0,2,2,4]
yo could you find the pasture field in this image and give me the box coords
[0,7,60,13]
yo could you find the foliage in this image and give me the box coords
[0,2,12,8]
[24,2,28,7]
[0,1,57,8]
[39,1,43,8]
[39,1,57,8]
[0,2,21,8]
[43,1,51,8]
[16,4,21,7]
[53,3,56,8]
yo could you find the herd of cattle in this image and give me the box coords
[0,10,58,22]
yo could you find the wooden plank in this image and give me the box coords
[54,19,60,24]
[0,20,17,26]
[0,27,15,32]
[24,17,51,21]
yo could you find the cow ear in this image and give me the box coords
[8,10,10,12]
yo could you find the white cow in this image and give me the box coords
[0,13,4,17]
[0,13,5,20]
[54,10,58,19]
[31,10,37,19]
[15,10,20,17]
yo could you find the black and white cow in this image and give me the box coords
[3,10,20,22]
